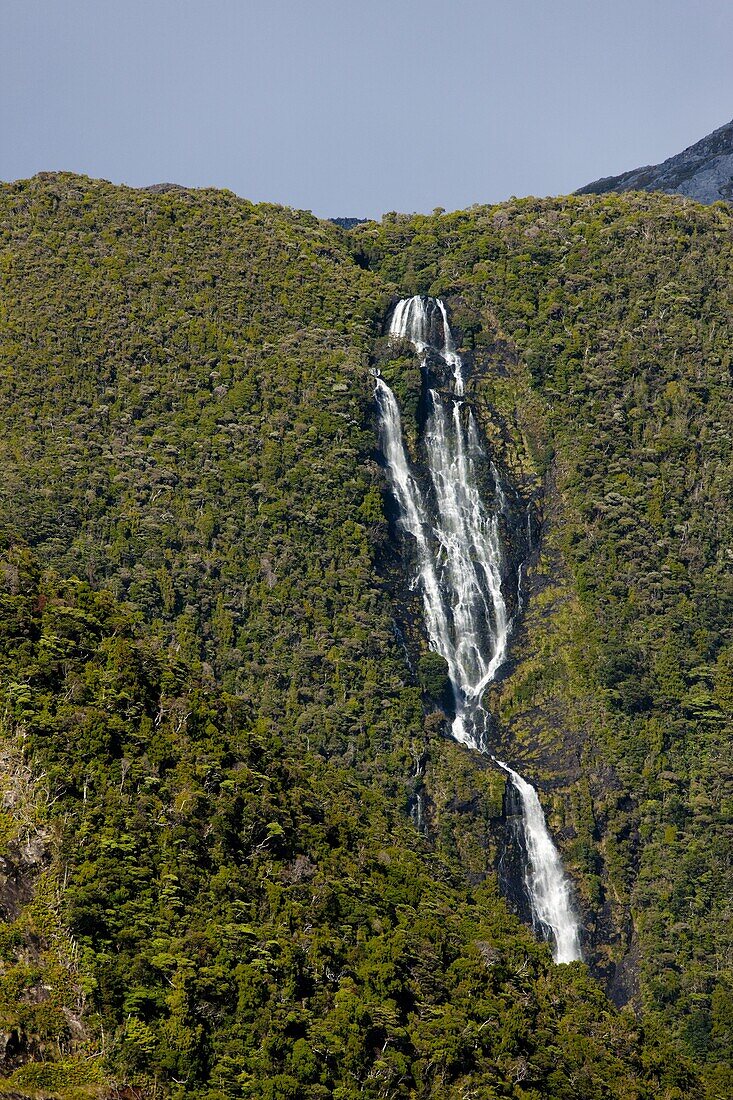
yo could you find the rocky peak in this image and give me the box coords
[577,117,733,204]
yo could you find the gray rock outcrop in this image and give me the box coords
[577,118,733,203]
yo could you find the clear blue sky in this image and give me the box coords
[3,0,732,218]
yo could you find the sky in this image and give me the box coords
[2,0,733,219]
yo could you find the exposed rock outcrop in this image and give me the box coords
[578,117,733,203]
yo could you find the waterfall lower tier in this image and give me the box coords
[494,759,583,963]
[377,294,583,964]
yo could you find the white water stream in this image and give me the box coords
[376,295,582,963]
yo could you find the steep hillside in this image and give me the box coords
[355,192,733,1088]
[577,118,733,203]
[0,174,729,1097]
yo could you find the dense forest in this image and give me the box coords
[0,173,729,1098]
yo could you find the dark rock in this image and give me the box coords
[329,217,367,229]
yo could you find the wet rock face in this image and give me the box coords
[0,836,48,924]
[420,346,457,393]
[496,783,533,926]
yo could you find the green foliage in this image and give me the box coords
[0,175,729,1095]
[417,650,451,700]
[0,553,691,1097]
[357,192,733,1088]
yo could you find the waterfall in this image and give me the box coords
[494,759,583,963]
[377,295,582,964]
[384,297,507,749]
[374,379,458,688]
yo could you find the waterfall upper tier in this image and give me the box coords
[388,295,464,396]
[383,295,507,745]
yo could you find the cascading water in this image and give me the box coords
[380,297,508,750]
[376,295,583,964]
[494,759,583,963]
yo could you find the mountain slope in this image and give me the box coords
[577,118,733,203]
[355,192,733,1090]
[0,174,730,1097]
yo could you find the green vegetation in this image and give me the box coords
[0,174,729,1096]
[356,193,733,1094]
